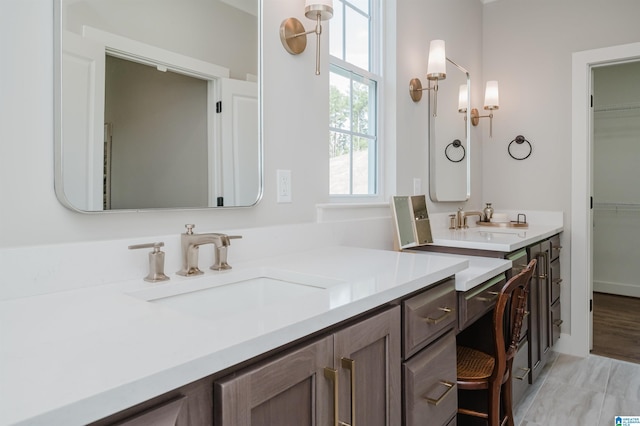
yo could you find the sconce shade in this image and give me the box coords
[484,80,499,110]
[458,84,468,113]
[305,0,334,20]
[427,39,446,80]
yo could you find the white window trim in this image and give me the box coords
[328,0,385,204]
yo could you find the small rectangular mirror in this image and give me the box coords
[429,60,471,202]
[391,195,433,250]
[54,0,261,212]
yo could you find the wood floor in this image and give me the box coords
[591,291,640,364]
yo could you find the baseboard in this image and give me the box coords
[552,332,590,358]
[594,280,640,298]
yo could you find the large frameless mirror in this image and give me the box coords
[428,60,471,202]
[54,0,261,212]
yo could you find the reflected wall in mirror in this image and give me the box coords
[55,0,261,212]
[428,59,471,202]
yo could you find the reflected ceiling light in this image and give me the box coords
[280,0,334,75]
[458,84,468,113]
[471,80,500,137]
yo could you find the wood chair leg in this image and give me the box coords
[488,383,501,426]
[502,378,515,426]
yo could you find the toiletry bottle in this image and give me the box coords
[483,203,494,222]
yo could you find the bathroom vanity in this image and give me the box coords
[1,246,470,426]
[412,216,564,404]
[0,214,563,426]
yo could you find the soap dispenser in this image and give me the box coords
[483,203,494,222]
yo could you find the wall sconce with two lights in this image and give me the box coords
[410,40,500,137]
[280,0,334,75]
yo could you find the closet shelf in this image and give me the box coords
[593,202,640,212]
[594,102,640,113]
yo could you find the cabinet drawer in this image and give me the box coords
[403,331,457,426]
[550,258,561,304]
[403,279,456,358]
[507,249,528,279]
[551,299,562,346]
[549,234,562,261]
[511,339,530,407]
[115,397,186,426]
[457,274,506,331]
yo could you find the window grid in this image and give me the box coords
[329,0,381,198]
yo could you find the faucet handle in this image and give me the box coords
[228,235,242,242]
[128,242,170,283]
[128,242,164,251]
[185,224,195,234]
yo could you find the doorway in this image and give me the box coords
[590,61,640,363]
[569,41,640,359]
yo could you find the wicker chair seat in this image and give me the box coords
[457,346,494,382]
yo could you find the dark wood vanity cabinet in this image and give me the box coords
[94,277,465,426]
[89,380,214,426]
[527,235,562,383]
[416,232,563,409]
[457,274,506,331]
[402,279,458,426]
[214,306,401,426]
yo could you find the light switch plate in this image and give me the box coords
[277,169,292,203]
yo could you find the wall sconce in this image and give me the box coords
[409,40,447,116]
[280,0,334,75]
[470,80,500,137]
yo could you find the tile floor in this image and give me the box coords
[514,352,640,426]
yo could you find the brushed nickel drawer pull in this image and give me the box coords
[424,380,456,406]
[552,278,563,284]
[553,245,563,251]
[513,367,531,381]
[554,319,564,328]
[477,291,500,303]
[424,307,454,324]
[341,358,356,426]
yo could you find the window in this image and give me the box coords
[329,0,380,197]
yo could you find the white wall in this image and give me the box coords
[0,0,485,250]
[482,0,640,340]
[0,0,330,248]
[396,0,484,214]
[482,0,640,212]
[64,0,258,80]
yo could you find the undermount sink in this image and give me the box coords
[127,268,342,321]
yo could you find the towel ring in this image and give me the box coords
[445,139,466,163]
[508,135,532,160]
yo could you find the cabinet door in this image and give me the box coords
[551,300,562,346]
[550,257,561,305]
[511,339,531,407]
[334,307,402,426]
[214,336,333,426]
[527,243,550,383]
[403,331,457,426]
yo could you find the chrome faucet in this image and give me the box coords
[177,224,242,276]
[455,208,486,229]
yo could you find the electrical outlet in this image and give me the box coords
[413,178,422,195]
[277,169,292,203]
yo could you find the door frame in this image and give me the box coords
[569,41,640,357]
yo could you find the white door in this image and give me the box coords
[219,78,259,206]
[61,31,105,211]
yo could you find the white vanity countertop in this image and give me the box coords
[409,251,513,292]
[430,222,564,252]
[0,246,467,426]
